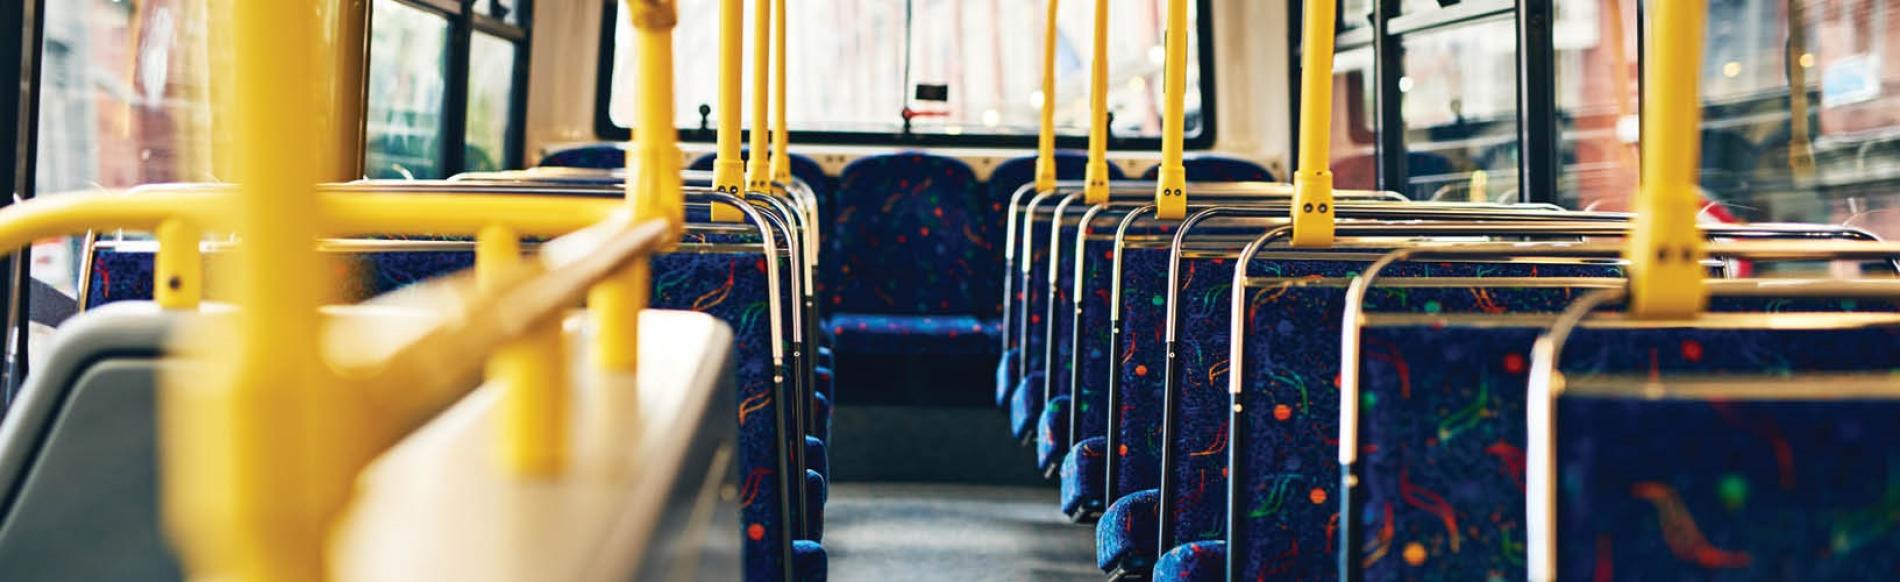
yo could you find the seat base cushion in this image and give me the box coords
[1097,489,1161,575]
[1036,396,1072,474]
[804,436,829,480]
[804,470,827,542]
[810,391,832,443]
[1008,372,1046,441]
[791,539,827,582]
[828,313,1000,357]
[995,348,1020,407]
[1061,437,1108,520]
[1153,541,1226,582]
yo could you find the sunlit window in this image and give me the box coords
[366,0,449,179]
[603,0,1211,144]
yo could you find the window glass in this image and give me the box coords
[1341,0,1376,33]
[1694,0,1900,239]
[1554,0,1640,210]
[366,0,449,179]
[35,0,215,296]
[1398,17,1519,201]
[1330,45,1380,190]
[465,32,517,172]
[605,0,1210,141]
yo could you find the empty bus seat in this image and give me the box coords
[994,158,1124,410]
[1138,155,1275,183]
[827,153,999,362]
[686,149,835,200]
[1549,322,1900,580]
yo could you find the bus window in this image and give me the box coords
[465,32,518,173]
[1555,0,1641,211]
[603,0,1214,145]
[35,0,215,297]
[1398,17,1519,202]
[1331,45,1379,190]
[365,0,449,179]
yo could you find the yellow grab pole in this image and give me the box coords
[744,0,773,193]
[709,0,746,221]
[769,0,791,186]
[1081,0,1111,205]
[1625,0,1708,318]
[153,219,202,309]
[1034,0,1060,194]
[164,0,359,578]
[598,0,683,374]
[1153,0,1189,220]
[480,225,569,477]
[1466,169,1489,203]
[1290,0,1337,247]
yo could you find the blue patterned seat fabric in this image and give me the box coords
[1098,488,1162,574]
[1552,324,1900,581]
[826,153,999,358]
[1057,237,1122,513]
[1347,297,1900,581]
[1225,264,1620,581]
[995,155,1124,410]
[1061,436,1109,517]
[1139,155,1275,183]
[1153,540,1226,582]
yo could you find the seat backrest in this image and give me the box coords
[649,250,798,582]
[829,153,991,316]
[683,149,837,204]
[1222,265,1620,580]
[0,304,181,580]
[1138,155,1276,183]
[989,152,1125,204]
[1551,323,1900,580]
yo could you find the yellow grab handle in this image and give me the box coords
[744,0,773,193]
[153,219,202,309]
[163,0,354,578]
[1625,0,1708,318]
[769,0,791,186]
[1290,0,1337,247]
[1153,0,1189,220]
[1034,0,1061,194]
[479,225,570,478]
[1081,0,1111,205]
[600,0,684,375]
[709,0,746,221]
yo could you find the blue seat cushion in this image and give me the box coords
[816,346,834,371]
[1036,396,1071,473]
[1154,541,1226,582]
[803,436,828,481]
[1008,372,1046,441]
[804,470,826,542]
[1097,488,1161,575]
[1139,155,1275,182]
[995,347,1020,407]
[826,313,1001,357]
[791,539,827,582]
[1061,437,1108,517]
[809,391,832,443]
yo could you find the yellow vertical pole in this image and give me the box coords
[1466,169,1489,203]
[480,225,569,477]
[1034,0,1060,194]
[1081,0,1111,205]
[597,0,684,374]
[1290,0,1337,247]
[1625,0,1708,318]
[709,0,746,221]
[769,0,791,186]
[153,219,202,309]
[1152,0,1189,220]
[744,0,773,193]
[164,0,355,579]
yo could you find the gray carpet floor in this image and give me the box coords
[825,483,1099,581]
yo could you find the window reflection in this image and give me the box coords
[1398,17,1519,202]
[1330,46,1379,190]
[472,0,521,26]
[606,0,1209,140]
[1555,0,1641,210]
[465,33,517,172]
[35,0,215,296]
[366,0,448,179]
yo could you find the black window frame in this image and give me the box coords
[1290,0,1559,204]
[589,0,1220,151]
[369,0,535,176]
